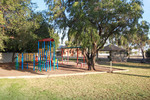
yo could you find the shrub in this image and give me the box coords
[146,49,150,58]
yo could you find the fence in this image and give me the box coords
[0,53,15,63]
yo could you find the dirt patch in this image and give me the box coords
[0,61,126,77]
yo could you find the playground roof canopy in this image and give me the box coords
[38,38,54,42]
[0,25,5,27]
[101,44,126,51]
[61,46,82,49]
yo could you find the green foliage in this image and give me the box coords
[0,33,8,51]
[32,12,50,39]
[49,29,60,49]
[0,0,60,53]
[46,0,143,48]
[46,0,144,69]
[109,20,150,58]
[146,49,150,58]
[133,21,150,59]
[65,41,74,47]
[0,0,36,52]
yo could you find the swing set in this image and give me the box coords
[61,46,86,67]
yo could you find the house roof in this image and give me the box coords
[101,44,126,51]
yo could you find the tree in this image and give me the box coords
[32,12,50,39]
[108,32,137,58]
[0,0,38,61]
[46,0,143,70]
[0,26,8,51]
[146,49,150,58]
[109,20,150,60]
[133,21,150,62]
[0,0,50,61]
[49,28,60,49]
[0,0,60,62]
[0,3,8,51]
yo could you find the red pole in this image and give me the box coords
[61,48,63,64]
[77,48,78,67]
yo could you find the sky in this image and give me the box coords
[142,0,150,23]
[32,0,48,11]
[32,0,150,23]
[31,0,150,44]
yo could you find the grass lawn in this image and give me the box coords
[0,62,150,100]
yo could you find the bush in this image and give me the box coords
[146,49,150,58]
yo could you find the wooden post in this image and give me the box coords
[61,48,63,64]
[67,49,69,64]
[77,48,78,67]
[109,51,113,72]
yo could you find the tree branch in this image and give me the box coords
[96,25,121,52]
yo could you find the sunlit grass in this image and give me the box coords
[0,62,150,100]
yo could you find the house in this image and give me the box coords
[57,46,83,57]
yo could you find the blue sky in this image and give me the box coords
[142,0,150,23]
[32,0,150,23]
[32,0,47,11]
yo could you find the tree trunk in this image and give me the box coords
[92,56,96,70]
[87,56,96,70]
[141,48,145,60]
[12,52,16,62]
[127,47,130,59]
[83,42,97,71]
[96,51,98,59]
[141,48,145,63]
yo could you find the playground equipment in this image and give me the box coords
[61,46,86,67]
[15,38,59,71]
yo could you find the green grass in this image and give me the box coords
[0,62,150,100]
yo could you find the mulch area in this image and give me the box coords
[0,61,125,77]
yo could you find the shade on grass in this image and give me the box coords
[0,62,150,100]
